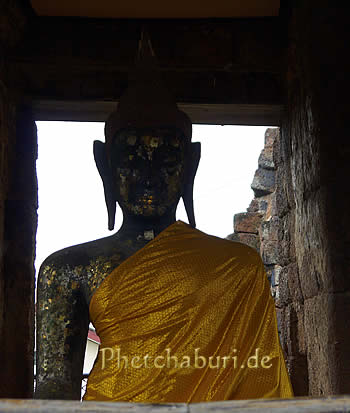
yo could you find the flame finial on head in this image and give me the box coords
[104,30,192,152]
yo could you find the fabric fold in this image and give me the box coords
[83,220,293,402]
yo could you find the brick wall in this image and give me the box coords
[226,127,308,395]
[228,1,350,396]
[0,0,37,398]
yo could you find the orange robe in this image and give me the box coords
[83,220,293,402]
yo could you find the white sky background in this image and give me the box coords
[35,122,269,273]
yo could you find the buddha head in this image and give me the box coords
[94,34,201,230]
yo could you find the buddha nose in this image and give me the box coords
[144,162,158,188]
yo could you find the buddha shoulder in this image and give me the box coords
[37,236,127,302]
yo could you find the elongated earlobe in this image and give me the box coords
[93,141,117,230]
[182,142,201,228]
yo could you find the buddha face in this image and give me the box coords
[109,128,188,218]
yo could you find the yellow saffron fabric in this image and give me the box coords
[83,220,293,402]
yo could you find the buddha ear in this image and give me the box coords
[93,141,117,231]
[182,142,201,228]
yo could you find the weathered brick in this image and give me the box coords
[260,216,279,241]
[258,144,275,170]
[246,198,259,213]
[234,212,262,234]
[251,168,275,197]
[261,239,278,265]
[264,127,279,147]
[228,232,260,252]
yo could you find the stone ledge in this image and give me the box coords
[1,397,350,413]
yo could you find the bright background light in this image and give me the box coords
[35,122,268,273]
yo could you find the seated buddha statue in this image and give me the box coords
[35,36,293,402]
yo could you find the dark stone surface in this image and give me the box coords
[286,262,303,304]
[0,4,38,396]
[277,211,295,267]
[278,0,350,396]
[257,198,268,213]
[0,105,37,398]
[0,0,33,49]
[247,198,259,213]
[261,240,278,265]
[260,216,279,242]
[265,128,279,147]
[226,232,260,252]
[258,144,274,170]
[251,168,275,197]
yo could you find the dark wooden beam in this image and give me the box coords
[32,100,283,126]
[9,16,285,123]
[0,0,35,49]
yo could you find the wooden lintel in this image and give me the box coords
[10,16,285,107]
[32,100,283,126]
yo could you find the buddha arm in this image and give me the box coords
[34,259,89,400]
